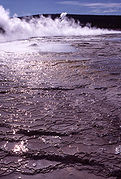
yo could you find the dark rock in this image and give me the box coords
[0,27,5,34]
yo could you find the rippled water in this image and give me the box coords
[0,34,121,179]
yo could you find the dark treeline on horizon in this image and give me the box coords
[0,14,121,33]
[22,14,121,30]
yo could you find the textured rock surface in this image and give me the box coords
[0,34,121,178]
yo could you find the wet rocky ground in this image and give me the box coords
[0,34,121,179]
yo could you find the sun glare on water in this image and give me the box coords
[13,141,28,154]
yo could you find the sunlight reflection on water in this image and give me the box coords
[13,141,28,154]
[0,40,76,53]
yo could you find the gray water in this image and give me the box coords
[0,34,121,179]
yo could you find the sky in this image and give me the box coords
[0,0,121,16]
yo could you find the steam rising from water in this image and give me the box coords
[0,5,120,42]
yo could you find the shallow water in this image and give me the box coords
[0,34,121,179]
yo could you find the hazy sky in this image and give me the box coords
[0,0,121,16]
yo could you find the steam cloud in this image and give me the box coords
[0,5,120,42]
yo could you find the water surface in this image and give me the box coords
[0,34,121,179]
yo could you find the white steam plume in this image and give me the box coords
[0,5,120,42]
